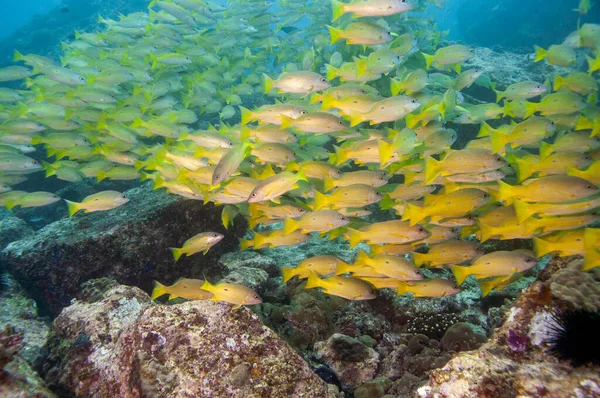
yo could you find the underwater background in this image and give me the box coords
[1,0,600,397]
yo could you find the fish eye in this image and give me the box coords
[250,193,257,197]
[320,78,327,83]
[338,121,344,125]
[525,258,533,263]
[214,175,221,180]
[213,233,219,237]
[300,110,307,115]
[586,185,593,189]
[411,99,417,103]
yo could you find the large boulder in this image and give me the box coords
[43,283,333,398]
[1,184,247,316]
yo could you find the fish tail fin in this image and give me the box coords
[496,179,514,203]
[378,140,394,167]
[262,73,274,94]
[333,145,349,166]
[412,252,426,267]
[335,261,351,275]
[396,282,409,296]
[379,194,395,211]
[42,161,55,178]
[96,171,107,182]
[305,271,322,289]
[513,157,533,183]
[281,267,295,283]
[12,50,24,62]
[422,53,434,70]
[280,115,292,130]
[327,25,342,45]
[239,238,252,251]
[349,112,364,127]
[532,236,552,258]
[313,190,328,211]
[405,114,418,129]
[451,265,469,285]
[331,0,345,22]
[283,218,299,235]
[151,281,167,300]
[347,228,362,249]
[64,199,81,217]
[390,78,402,96]
[323,175,337,192]
[478,222,496,243]
[239,106,253,125]
[355,249,370,264]
[354,57,367,78]
[539,142,553,160]
[200,279,214,293]
[478,279,495,297]
[325,64,338,81]
[477,121,494,138]
[321,92,336,110]
[533,46,547,62]
[170,247,184,262]
[513,198,533,224]
[582,247,600,271]
[309,93,323,105]
[494,89,504,103]
[424,155,440,185]
[553,75,565,91]
[406,202,426,226]
[253,232,266,249]
[524,101,537,119]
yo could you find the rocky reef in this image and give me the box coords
[42,282,333,398]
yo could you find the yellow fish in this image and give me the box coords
[281,255,348,282]
[354,249,422,280]
[201,280,263,308]
[64,190,129,217]
[169,232,224,261]
[452,250,537,285]
[396,278,461,297]
[151,278,213,301]
[283,210,349,235]
[305,272,376,300]
[412,240,483,268]
[347,220,430,248]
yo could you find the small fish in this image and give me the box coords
[495,81,547,102]
[353,249,422,280]
[327,22,393,45]
[64,191,129,217]
[412,240,483,268]
[283,210,349,235]
[281,255,348,282]
[169,231,224,261]
[151,278,213,301]
[396,278,461,297]
[263,71,330,95]
[5,191,61,210]
[305,272,376,300]
[452,250,537,285]
[201,280,263,308]
[534,44,576,67]
[331,0,413,21]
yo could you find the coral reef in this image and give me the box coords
[418,280,600,397]
[0,211,33,250]
[548,265,600,312]
[1,184,247,316]
[43,283,334,397]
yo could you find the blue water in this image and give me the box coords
[0,0,63,40]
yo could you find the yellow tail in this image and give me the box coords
[478,222,497,243]
[347,228,362,249]
[513,157,534,183]
[494,89,505,103]
[151,281,168,300]
[13,50,24,62]
[239,238,252,251]
[64,199,81,218]
[239,106,253,125]
[327,25,342,45]
[532,236,552,258]
[349,112,364,127]
[424,156,441,185]
[582,248,600,271]
[412,252,426,267]
[321,92,336,110]
[326,64,338,81]
[451,265,470,285]
[355,249,371,265]
[478,279,496,297]
[331,0,345,21]
[313,190,328,211]
[262,73,274,94]
[254,232,267,249]
[422,53,435,70]
[539,142,553,160]
[524,101,537,119]
[533,46,547,62]
[406,202,427,226]
[496,180,514,203]
[323,176,337,192]
[513,198,533,224]
[553,75,565,91]
[305,271,322,289]
[283,218,299,235]
[170,247,184,262]
[378,141,394,167]
[354,57,367,78]
[489,129,509,154]
[281,267,295,283]
[390,78,402,96]
[396,282,410,296]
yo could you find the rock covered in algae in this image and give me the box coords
[1,184,247,316]
[0,273,50,370]
[417,280,600,397]
[0,325,56,398]
[43,283,333,398]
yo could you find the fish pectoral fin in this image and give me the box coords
[203,249,209,255]
[232,304,242,310]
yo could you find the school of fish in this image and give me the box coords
[0,0,599,307]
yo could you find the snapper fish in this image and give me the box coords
[331,0,413,21]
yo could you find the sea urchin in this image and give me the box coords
[547,309,600,367]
